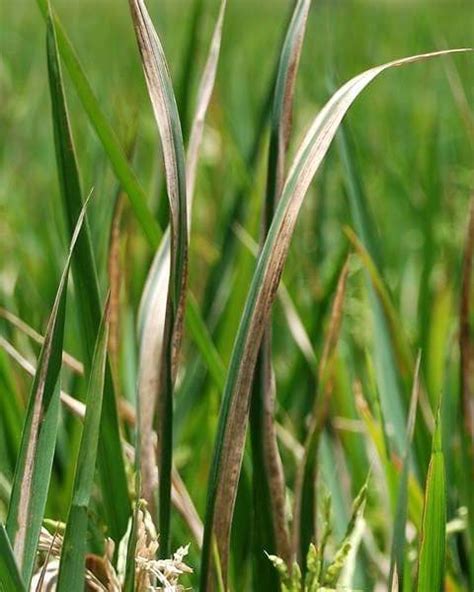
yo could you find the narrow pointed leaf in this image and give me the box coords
[57,301,110,592]
[417,410,446,591]
[250,0,311,576]
[46,10,131,542]
[186,0,227,212]
[250,1,311,581]
[36,0,161,247]
[199,48,470,590]
[132,0,225,542]
[5,198,88,586]
[389,353,421,589]
[129,0,188,555]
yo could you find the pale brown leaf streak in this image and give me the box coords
[256,0,311,564]
[12,192,90,566]
[133,0,225,512]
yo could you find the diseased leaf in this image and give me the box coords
[185,0,227,212]
[5,196,89,586]
[251,0,311,580]
[131,0,226,554]
[199,48,470,590]
[128,0,188,556]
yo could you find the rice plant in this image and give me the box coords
[0,0,473,590]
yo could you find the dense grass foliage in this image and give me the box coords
[1,0,473,590]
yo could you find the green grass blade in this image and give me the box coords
[129,0,188,556]
[0,524,25,592]
[199,48,469,591]
[5,199,88,586]
[46,9,131,543]
[46,17,99,367]
[250,1,310,582]
[36,0,161,248]
[57,301,110,592]
[417,409,447,591]
[389,353,421,589]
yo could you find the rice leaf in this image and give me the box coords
[37,0,226,411]
[0,524,25,592]
[389,352,421,590]
[46,9,131,542]
[56,300,110,592]
[128,0,189,555]
[5,197,89,586]
[131,0,225,543]
[417,409,447,591]
[36,0,161,247]
[199,48,470,590]
[251,0,311,579]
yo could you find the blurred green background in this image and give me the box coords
[1,0,473,587]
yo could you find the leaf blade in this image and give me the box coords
[36,0,161,247]
[5,196,89,586]
[128,0,188,555]
[46,9,131,542]
[0,525,25,592]
[417,410,447,591]
[57,301,110,592]
[199,48,471,590]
